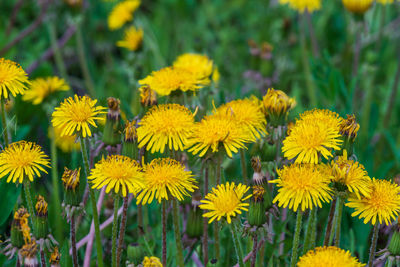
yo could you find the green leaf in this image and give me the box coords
[0,181,21,227]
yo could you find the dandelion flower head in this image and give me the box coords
[108,0,140,30]
[280,0,321,13]
[298,246,365,267]
[186,112,253,158]
[0,58,30,99]
[282,109,343,164]
[136,158,197,204]
[116,26,143,51]
[346,178,400,225]
[142,256,163,267]
[199,182,251,224]
[88,155,144,197]
[137,104,196,153]
[215,97,267,140]
[139,66,209,96]
[269,164,332,212]
[329,150,371,199]
[173,53,214,82]
[342,0,373,14]
[0,141,50,184]
[23,76,69,105]
[262,88,296,119]
[51,94,107,138]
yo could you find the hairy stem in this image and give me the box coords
[112,195,120,267]
[290,211,303,267]
[23,181,35,224]
[172,199,185,267]
[71,214,78,267]
[80,137,103,267]
[1,98,10,146]
[368,223,380,267]
[214,157,221,260]
[203,162,209,265]
[323,198,337,246]
[116,196,129,267]
[303,208,317,254]
[334,196,344,247]
[240,149,248,184]
[162,200,167,266]
[230,223,245,267]
[250,235,258,267]
[40,247,47,267]
[50,128,62,242]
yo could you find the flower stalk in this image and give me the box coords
[368,222,380,267]
[162,200,167,266]
[112,195,120,267]
[172,198,185,267]
[71,214,78,267]
[1,98,10,145]
[203,162,209,265]
[240,149,248,184]
[23,181,35,225]
[323,198,337,246]
[303,208,317,254]
[80,137,104,267]
[116,196,129,267]
[230,222,245,267]
[334,196,344,247]
[290,211,303,267]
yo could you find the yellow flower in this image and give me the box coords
[88,155,144,197]
[142,256,163,267]
[22,76,69,105]
[346,178,400,225]
[0,141,50,184]
[329,150,371,198]
[108,0,140,30]
[139,66,209,96]
[298,246,365,267]
[116,26,143,51]
[51,95,107,138]
[137,104,196,153]
[282,109,343,164]
[339,114,360,139]
[49,126,80,153]
[280,0,321,13]
[215,97,267,140]
[262,88,296,119]
[342,0,373,14]
[269,164,332,212]
[186,113,253,158]
[0,58,30,99]
[376,0,394,4]
[199,182,251,224]
[173,53,214,81]
[136,158,197,204]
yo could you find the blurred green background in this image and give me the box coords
[0,0,400,266]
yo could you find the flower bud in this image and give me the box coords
[389,230,400,256]
[247,185,267,227]
[140,86,157,107]
[122,120,138,159]
[186,206,203,238]
[127,243,143,265]
[62,167,82,207]
[102,97,123,146]
[34,195,49,239]
[262,88,296,127]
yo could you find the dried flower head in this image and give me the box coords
[0,58,30,99]
[139,86,157,107]
[124,120,137,142]
[339,114,360,139]
[49,247,61,265]
[252,185,265,202]
[0,141,50,184]
[35,195,48,217]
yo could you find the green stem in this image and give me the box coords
[230,223,245,267]
[23,181,35,224]
[202,162,209,265]
[137,204,143,235]
[80,137,104,267]
[172,199,185,267]
[323,198,337,246]
[368,222,380,267]
[116,196,129,267]
[162,200,167,266]
[214,157,221,260]
[48,23,68,81]
[50,129,63,242]
[303,208,317,254]
[334,196,344,247]
[1,98,10,146]
[75,20,96,97]
[300,15,316,107]
[385,256,394,267]
[112,195,120,267]
[240,149,248,184]
[71,214,78,267]
[290,211,303,267]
